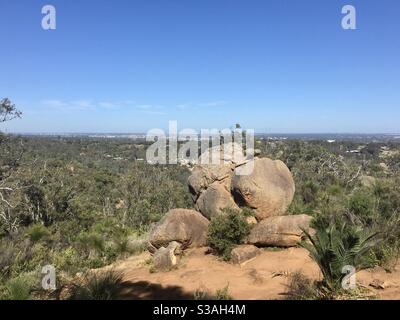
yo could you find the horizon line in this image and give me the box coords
[7,132,400,136]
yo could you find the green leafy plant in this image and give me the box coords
[68,270,123,300]
[347,190,376,224]
[77,232,105,254]
[285,271,319,300]
[26,224,50,242]
[240,207,256,217]
[215,285,232,300]
[301,223,379,293]
[207,208,250,261]
[4,273,36,300]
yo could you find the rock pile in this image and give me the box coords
[188,143,296,221]
[148,143,314,269]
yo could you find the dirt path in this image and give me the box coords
[110,247,400,300]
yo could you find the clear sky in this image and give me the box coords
[1,0,399,133]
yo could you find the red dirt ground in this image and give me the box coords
[107,247,400,300]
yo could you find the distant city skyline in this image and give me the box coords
[1,0,400,133]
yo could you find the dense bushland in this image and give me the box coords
[1,99,400,299]
[0,125,192,298]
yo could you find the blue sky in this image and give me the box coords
[1,0,399,133]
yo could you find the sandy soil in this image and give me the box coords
[109,247,400,300]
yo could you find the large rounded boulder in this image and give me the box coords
[232,158,295,220]
[247,214,313,247]
[188,165,233,201]
[195,183,239,219]
[149,209,209,248]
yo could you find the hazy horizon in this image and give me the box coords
[7,131,400,136]
[1,0,399,133]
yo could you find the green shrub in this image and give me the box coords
[285,272,318,300]
[326,184,343,196]
[207,209,250,261]
[91,218,127,239]
[51,247,82,274]
[4,273,37,300]
[26,224,50,242]
[114,238,129,256]
[22,243,49,274]
[367,241,400,271]
[241,207,256,217]
[77,232,105,254]
[215,285,232,300]
[347,190,376,223]
[68,270,123,300]
[372,180,400,218]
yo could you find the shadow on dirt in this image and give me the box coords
[117,280,194,300]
